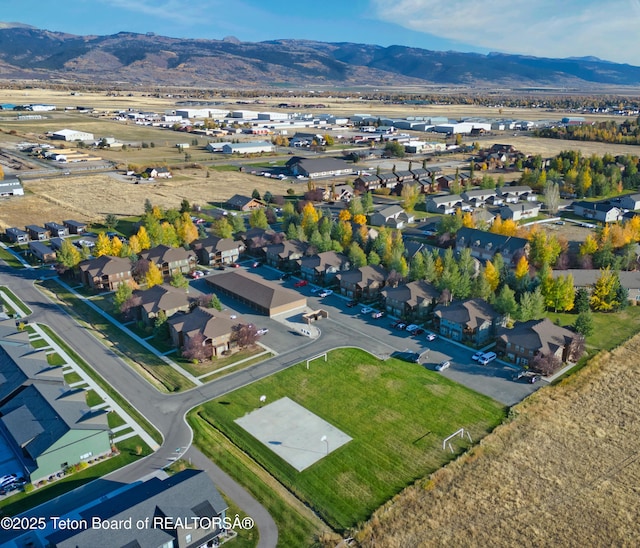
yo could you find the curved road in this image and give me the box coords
[0,264,395,546]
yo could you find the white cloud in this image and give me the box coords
[371,0,640,65]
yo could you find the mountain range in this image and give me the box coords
[1,24,640,89]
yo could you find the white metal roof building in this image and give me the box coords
[50,128,95,141]
[222,141,274,154]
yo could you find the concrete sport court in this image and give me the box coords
[235,397,352,472]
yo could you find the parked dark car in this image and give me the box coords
[345,300,358,308]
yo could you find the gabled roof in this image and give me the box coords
[374,204,405,219]
[191,235,241,253]
[498,318,574,356]
[573,200,621,213]
[168,306,238,341]
[226,194,263,209]
[288,157,353,175]
[498,185,533,195]
[429,194,463,205]
[337,265,388,288]
[79,255,132,277]
[382,280,439,307]
[48,469,228,548]
[500,202,541,213]
[134,284,190,315]
[140,244,196,265]
[434,298,500,329]
[299,251,350,272]
[265,239,308,259]
[456,227,529,254]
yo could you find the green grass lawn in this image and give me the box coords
[29,338,50,349]
[85,389,104,407]
[200,352,275,384]
[0,436,152,517]
[178,345,267,377]
[208,164,243,172]
[191,348,506,533]
[38,280,195,393]
[546,306,640,352]
[107,411,127,429]
[63,370,83,385]
[46,353,66,366]
[0,248,25,269]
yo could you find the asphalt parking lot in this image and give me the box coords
[192,262,543,406]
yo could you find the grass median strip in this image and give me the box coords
[38,279,194,393]
[0,285,32,315]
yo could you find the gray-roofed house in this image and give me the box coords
[287,157,354,179]
[377,171,398,189]
[25,225,50,241]
[205,270,307,316]
[299,251,351,284]
[191,236,244,266]
[62,220,87,234]
[572,201,623,223]
[168,306,239,356]
[226,194,264,211]
[455,227,529,265]
[5,227,28,243]
[617,193,640,211]
[28,241,56,263]
[79,255,133,291]
[496,318,575,367]
[44,222,69,238]
[133,284,191,326]
[354,173,382,191]
[140,244,198,278]
[265,239,308,270]
[381,280,440,320]
[498,185,536,202]
[46,469,228,548]
[499,201,541,221]
[369,205,415,228]
[433,298,503,345]
[461,188,497,206]
[336,265,388,300]
[425,194,463,214]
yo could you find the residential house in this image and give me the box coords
[205,270,307,317]
[369,205,415,228]
[28,241,56,263]
[168,306,239,356]
[336,265,388,300]
[49,237,65,251]
[472,208,497,226]
[617,193,640,211]
[496,318,575,367]
[433,298,502,346]
[44,222,69,238]
[62,220,87,235]
[5,227,28,243]
[286,157,354,179]
[394,170,414,183]
[425,194,463,214]
[140,245,197,278]
[329,184,354,202]
[299,251,351,284]
[377,172,398,189]
[354,174,382,191]
[409,167,429,180]
[191,236,244,266]
[382,280,440,320]
[265,240,308,271]
[498,185,536,203]
[572,201,623,223]
[46,469,228,548]
[461,189,497,207]
[144,166,172,178]
[226,194,264,212]
[499,202,541,221]
[239,227,283,255]
[25,225,49,241]
[456,227,529,265]
[552,269,640,302]
[132,284,191,326]
[79,255,133,291]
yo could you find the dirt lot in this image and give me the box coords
[351,333,640,547]
[0,170,294,229]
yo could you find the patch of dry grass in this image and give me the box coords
[350,334,640,547]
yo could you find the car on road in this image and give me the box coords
[345,300,358,308]
[360,306,373,314]
[256,328,269,336]
[425,332,437,341]
[435,360,451,371]
[405,324,420,333]
[310,287,322,294]
[251,261,262,268]
[413,327,425,335]
[472,351,485,361]
[216,265,225,271]
[230,263,240,268]
[294,280,308,288]
[319,289,333,297]
[280,272,291,280]
[529,374,541,384]
[190,270,204,279]
[394,322,407,330]
[372,311,386,319]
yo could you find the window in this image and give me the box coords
[185,534,192,543]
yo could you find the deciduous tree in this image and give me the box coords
[145,262,163,288]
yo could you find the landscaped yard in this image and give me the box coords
[178,345,268,377]
[189,348,506,534]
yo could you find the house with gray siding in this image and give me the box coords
[433,298,503,346]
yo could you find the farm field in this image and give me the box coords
[190,348,506,533]
[352,332,640,547]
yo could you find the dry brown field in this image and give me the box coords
[351,334,640,547]
[0,170,293,229]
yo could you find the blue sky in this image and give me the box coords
[3,0,639,66]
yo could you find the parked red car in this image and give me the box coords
[294,280,308,288]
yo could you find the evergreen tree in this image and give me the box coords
[180,199,191,214]
[361,192,373,215]
[409,252,426,281]
[574,288,591,313]
[249,208,270,229]
[574,310,594,337]
[153,310,169,342]
[494,285,518,319]
[348,242,367,268]
[471,268,493,301]
[367,250,381,266]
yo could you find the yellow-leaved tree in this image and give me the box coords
[94,233,112,257]
[514,255,530,280]
[145,262,163,288]
[483,260,500,292]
